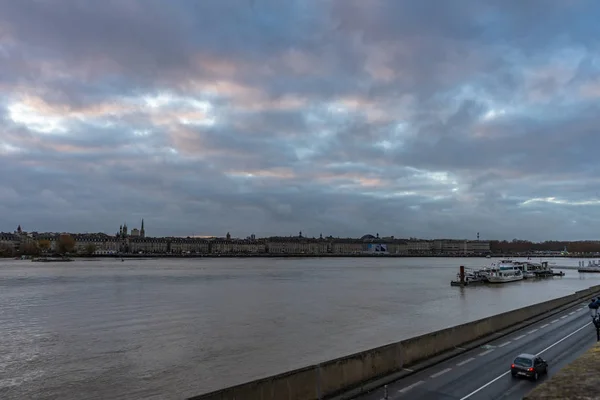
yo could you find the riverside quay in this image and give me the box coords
[0,224,491,257]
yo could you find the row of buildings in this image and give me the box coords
[0,224,491,256]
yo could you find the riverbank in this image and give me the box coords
[524,342,600,399]
[191,284,600,400]
[5,253,597,259]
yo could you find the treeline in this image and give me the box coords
[490,240,600,253]
[0,235,80,257]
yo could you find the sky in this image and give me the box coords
[2,0,600,241]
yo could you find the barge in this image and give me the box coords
[451,260,564,287]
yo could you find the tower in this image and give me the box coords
[123,222,128,237]
[477,232,480,241]
[140,219,145,238]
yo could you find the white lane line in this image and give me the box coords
[569,311,576,315]
[456,357,475,366]
[458,371,511,400]
[398,380,424,393]
[497,341,511,348]
[513,334,526,340]
[528,329,538,334]
[535,322,592,355]
[478,349,494,356]
[541,324,549,328]
[403,368,413,372]
[560,315,568,319]
[551,319,559,323]
[456,346,466,350]
[430,368,452,378]
[458,322,591,400]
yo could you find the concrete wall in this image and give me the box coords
[189,285,600,400]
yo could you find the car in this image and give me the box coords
[511,353,548,381]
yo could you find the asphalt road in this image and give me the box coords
[355,300,597,400]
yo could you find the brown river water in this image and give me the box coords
[0,257,596,399]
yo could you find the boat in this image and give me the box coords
[487,260,524,283]
[32,257,74,262]
[578,267,600,273]
[450,269,488,286]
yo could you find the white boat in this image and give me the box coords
[487,260,524,283]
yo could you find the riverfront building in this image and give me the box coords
[0,224,492,257]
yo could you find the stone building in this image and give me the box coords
[431,239,491,255]
[129,237,168,254]
[0,232,18,254]
[168,238,209,254]
[71,233,119,254]
[331,239,364,254]
[405,240,433,254]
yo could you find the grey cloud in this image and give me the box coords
[3,0,600,240]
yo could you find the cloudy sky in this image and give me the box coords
[2,0,600,240]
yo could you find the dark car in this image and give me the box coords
[511,353,548,381]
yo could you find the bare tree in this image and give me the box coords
[58,234,76,254]
[20,242,41,256]
[84,243,96,256]
[0,243,14,257]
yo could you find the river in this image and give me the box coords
[0,257,597,399]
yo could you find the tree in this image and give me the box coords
[38,239,51,252]
[84,243,96,255]
[0,243,14,257]
[58,234,76,254]
[19,242,40,256]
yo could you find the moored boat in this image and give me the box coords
[32,257,74,262]
[578,267,600,273]
[487,260,524,283]
[450,267,489,286]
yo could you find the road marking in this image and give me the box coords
[456,357,475,366]
[398,380,424,393]
[569,311,576,315]
[458,322,592,400]
[513,334,526,340]
[455,346,465,350]
[535,322,592,355]
[403,368,413,372]
[528,329,538,334]
[430,368,452,378]
[560,315,568,319]
[541,324,549,328]
[478,349,494,356]
[551,319,559,323]
[497,341,511,347]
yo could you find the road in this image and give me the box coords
[355,300,597,400]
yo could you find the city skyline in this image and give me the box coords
[2,1,600,241]
[1,223,596,244]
